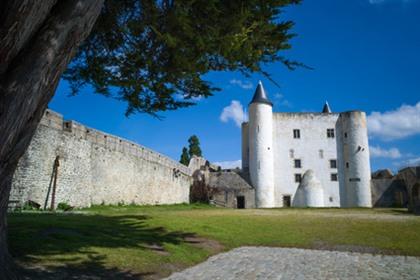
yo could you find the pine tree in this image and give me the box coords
[180,147,190,166]
[188,135,202,158]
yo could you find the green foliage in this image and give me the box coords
[57,202,73,211]
[21,203,37,211]
[188,135,202,158]
[64,0,302,116]
[180,146,190,166]
[22,200,41,211]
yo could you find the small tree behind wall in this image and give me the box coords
[179,147,190,166]
[188,135,202,158]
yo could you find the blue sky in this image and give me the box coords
[49,0,420,172]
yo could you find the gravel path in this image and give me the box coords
[165,247,420,280]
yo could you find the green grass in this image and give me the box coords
[8,205,420,278]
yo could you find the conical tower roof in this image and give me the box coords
[250,81,273,106]
[322,101,331,113]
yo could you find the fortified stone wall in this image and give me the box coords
[371,178,407,207]
[11,110,192,208]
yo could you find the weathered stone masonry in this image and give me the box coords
[11,110,192,208]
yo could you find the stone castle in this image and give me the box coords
[11,82,419,211]
[241,82,372,208]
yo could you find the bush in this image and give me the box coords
[22,200,41,211]
[57,202,73,211]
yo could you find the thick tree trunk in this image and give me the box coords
[0,0,104,278]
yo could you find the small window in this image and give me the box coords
[331,173,338,181]
[330,159,337,169]
[329,197,333,202]
[327,128,335,138]
[346,162,349,168]
[295,174,302,183]
[294,159,301,168]
[289,149,294,158]
[319,149,324,159]
[344,132,348,138]
[293,129,300,139]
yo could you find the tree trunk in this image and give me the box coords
[0,0,103,278]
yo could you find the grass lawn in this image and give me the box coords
[8,204,420,279]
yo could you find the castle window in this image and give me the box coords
[293,129,300,139]
[344,132,348,138]
[346,162,349,168]
[289,149,294,158]
[331,173,338,181]
[327,128,335,138]
[319,149,324,158]
[330,159,337,169]
[294,159,301,168]
[295,174,302,183]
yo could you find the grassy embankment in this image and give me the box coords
[8,204,420,278]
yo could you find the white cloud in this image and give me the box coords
[370,146,402,159]
[368,0,413,4]
[274,93,283,99]
[214,160,242,169]
[367,102,420,141]
[393,156,420,169]
[404,157,420,166]
[220,100,248,127]
[273,92,292,108]
[174,93,203,102]
[230,79,254,90]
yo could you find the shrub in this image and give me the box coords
[57,202,73,211]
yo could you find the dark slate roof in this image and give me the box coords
[208,171,254,190]
[250,81,273,106]
[322,101,332,113]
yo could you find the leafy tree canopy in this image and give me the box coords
[64,0,301,117]
[180,146,190,165]
[188,135,202,158]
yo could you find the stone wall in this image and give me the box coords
[371,179,407,207]
[11,110,192,208]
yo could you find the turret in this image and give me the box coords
[336,111,372,207]
[322,101,332,113]
[248,81,275,208]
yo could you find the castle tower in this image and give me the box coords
[336,111,372,207]
[248,81,275,208]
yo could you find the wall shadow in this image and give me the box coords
[8,212,197,279]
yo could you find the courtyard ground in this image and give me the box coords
[7,205,420,279]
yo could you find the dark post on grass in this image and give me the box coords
[50,156,60,211]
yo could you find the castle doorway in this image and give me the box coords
[237,196,245,209]
[283,195,291,207]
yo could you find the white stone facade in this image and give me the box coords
[242,82,372,208]
[293,170,325,207]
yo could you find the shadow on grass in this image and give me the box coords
[8,212,198,279]
[16,254,152,280]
